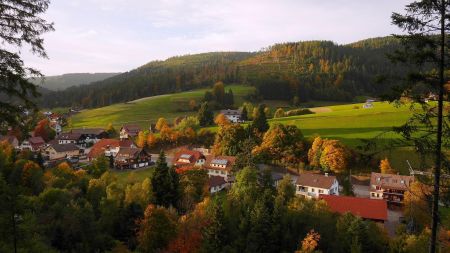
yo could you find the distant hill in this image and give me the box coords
[40,37,409,109]
[33,72,120,91]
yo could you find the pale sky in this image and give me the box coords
[20,0,411,76]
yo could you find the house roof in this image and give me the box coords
[116,147,145,160]
[209,175,227,188]
[220,109,241,116]
[320,195,388,221]
[203,155,236,172]
[121,124,141,136]
[119,139,135,148]
[370,172,414,191]
[49,143,79,152]
[0,135,18,145]
[71,128,106,135]
[88,139,121,158]
[173,149,205,166]
[296,173,336,189]
[57,132,83,141]
[29,136,45,145]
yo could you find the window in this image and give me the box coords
[401,180,405,184]
[319,189,324,194]
[311,188,315,193]
[371,193,375,197]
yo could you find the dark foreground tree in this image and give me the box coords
[197,102,214,127]
[0,0,54,130]
[391,1,450,252]
[151,151,179,208]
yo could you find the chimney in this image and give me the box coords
[325,173,328,177]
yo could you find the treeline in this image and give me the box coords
[238,37,407,101]
[40,37,408,109]
[39,52,252,108]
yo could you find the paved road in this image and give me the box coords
[150,153,174,166]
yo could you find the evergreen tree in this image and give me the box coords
[241,106,248,121]
[197,102,214,127]
[251,104,269,133]
[151,151,179,208]
[201,200,227,252]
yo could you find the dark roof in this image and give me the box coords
[116,147,145,159]
[320,195,388,221]
[209,176,227,188]
[370,172,414,191]
[220,109,241,116]
[71,128,106,135]
[50,143,79,152]
[119,139,135,147]
[57,132,83,140]
[29,136,45,144]
[296,173,337,189]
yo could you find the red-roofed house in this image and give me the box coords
[370,172,414,205]
[320,195,388,223]
[203,155,236,182]
[173,149,206,168]
[88,139,137,161]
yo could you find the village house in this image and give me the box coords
[56,132,85,146]
[220,109,243,123]
[114,147,151,169]
[173,149,206,168]
[87,139,136,161]
[320,195,388,223]
[120,124,142,140]
[0,135,19,149]
[369,172,414,205]
[295,173,339,199]
[203,155,236,182]
[20,136,46,152]
[209,175,228,194]
[71,128,108,143]
[43,143,80,161]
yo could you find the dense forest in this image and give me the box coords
[33,73,120,91]
[39,37,408,108]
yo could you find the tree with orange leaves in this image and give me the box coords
[296,229,321,253]
[214,113,230,126]
[147,133,158,148]
[136,131,147,148]
[379,158,395,174]
[34,118,55,141]
[155,117,168,132]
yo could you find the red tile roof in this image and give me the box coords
[203,155,236,172]
[121,124,141,137]
[370,172,414,191]
[88,139,120,159]
[320,195,388,221]
[173,149,205,167]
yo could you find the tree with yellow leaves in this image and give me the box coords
[379,158,395,174]
[147,133,157,148]
[404,181,432,228]
[319,140,350,173]
[155,117,168,132]
[214,113,230,126]
[136,131,147,148]
[308,136,324,168]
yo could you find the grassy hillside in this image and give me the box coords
[70,85,255,129]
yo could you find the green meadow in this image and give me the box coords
[70,84,255,129]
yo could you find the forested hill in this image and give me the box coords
[40,37,406,108]
[33,72,120,91]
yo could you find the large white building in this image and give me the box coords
[295,173,339,199]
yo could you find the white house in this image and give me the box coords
[220,109,242,123]
[295,173,339,199]
[209,175,228,194]
[203,155,236,182]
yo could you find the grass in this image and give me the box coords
[111,167,155,184]
[70,84,255,129]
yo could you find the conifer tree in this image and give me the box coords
[197,102,214,127]
[251,104,269,133]
[151,151,179,208]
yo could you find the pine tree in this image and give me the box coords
[151,151,179,208]
[197,102,214,127]
[241,106,248,121]
[251,104,269,133]
[201,200,227,252]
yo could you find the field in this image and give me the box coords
[111,167,155,184]
[70,84,255,129]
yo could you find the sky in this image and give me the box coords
[20,0,411,76]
